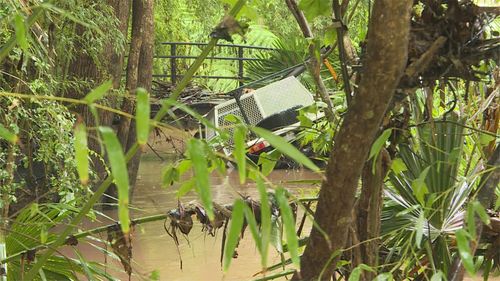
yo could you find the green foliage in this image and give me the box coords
[135,88,151,146]
[99,127,130,235]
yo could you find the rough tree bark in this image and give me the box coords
[292,1,413,280]
[66,1,130,177]
[111,0,154,202]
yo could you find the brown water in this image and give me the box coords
[78,156,319,281]
[76,156,497,281]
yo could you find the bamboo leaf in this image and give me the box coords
[472,201,490,225]
[415,211,425,248]
[224,199,245,271]
[233,125,247,184]
[430,271,444,281]
[84,80,113,103]
[369,129,391,172]
[99,126,130,234]
[256,176,271,269]
[135,88,150,146]
[187,138,214,220]
[14,14,28,52]
[40,225,48,244]
[176,178,195,197]
[0,124,18,143]
[412,166,430,205]
[243,204,261,253]
[276,188,300,269]
[250,126,319,172]
[74,122,89,185]
[162,165,179,188]
[455,229,475,276]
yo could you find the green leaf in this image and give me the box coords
[250,126,319,172]
[455,229,475,276]
[187,138,214,220]
[224,199,245,271]
[256,176,271,269]
[324,26,337,46]
[258,151,279,176]
[149,270,160,281]
[472,201,490,225]
[74,122,89,185]
[349,267,362,281]
[243,204,261,253]
[14,14,28,52]
[177,159,192,175]
[390,158,407,174]
[430,271,444,281]
[369,129,392,160]
[374,272,393,281]
[40,225,48,244]
[135,88,150,146]
[479,133,495,146]
[83,80,113,103]
[99,126,130,234]
[176,178,195,197]
[415,211,425,248]
[276,188,300,269]
[0,124,18,143]
[233,125,247,184]
[298,0,331,21]
[162,165,179,188]
[412,166,430,205]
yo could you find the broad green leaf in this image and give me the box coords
[298,0,331,21]
[162,165,179,188]
[135,88,150,146]
[479,133,495,146]
[374,272,393,281]
[276,188,300,269]
[412,166,430,205]
[176,178,195,197]
[250,126,319,172]
[177,159,192,175]
[187,138,213,220]
[257,176,271,268]
[233,125,247,184]
[455,229,475,276]
[349,267,362,281]
[415,211,425,248]
[149,270,160,281]
[243,204,261,252]
[258,151,279,176]
[0,124,18,143]
[224,199,245,271]
[74,122,89,185]
[14,14,28,52]
[324,26,337,46]
[390,158,408,174]
[99,126,130,234]
[84,80,113,103]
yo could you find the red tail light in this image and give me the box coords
[248,141,268,154]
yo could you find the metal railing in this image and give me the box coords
[154,42,273,86]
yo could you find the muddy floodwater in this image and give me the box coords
[76,155,497,281]
[78,156,319,281]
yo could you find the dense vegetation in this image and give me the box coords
[0,0,499,280]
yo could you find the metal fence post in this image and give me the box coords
[238,46,244,86]
[170,44,177,84]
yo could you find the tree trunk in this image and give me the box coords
[63,0,131,185]
[110,0,154,203]
[292,1,412,280]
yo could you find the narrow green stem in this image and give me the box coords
[23,1,247,279]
